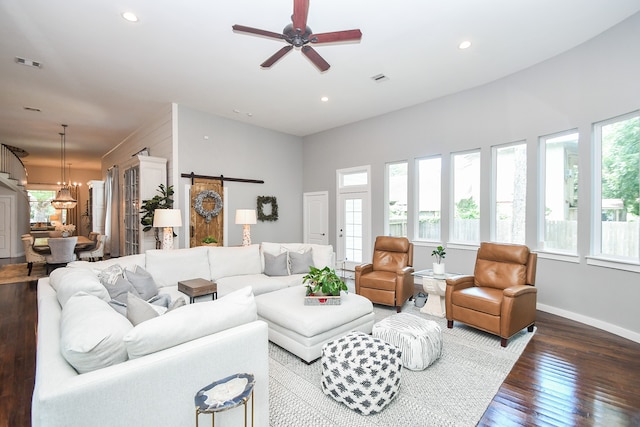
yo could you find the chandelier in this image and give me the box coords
[51,124,78,210]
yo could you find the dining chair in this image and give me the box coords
[78,234,106,262]
[21,235,46,275]
[45,237,78,274]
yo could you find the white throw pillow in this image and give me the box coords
[123,286,257,359]
[208,245,262,279]
[49,267,110,307]
[60,292,133,374]
[145,247,211,288]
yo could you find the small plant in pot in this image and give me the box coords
[431,245,446,276]
[201,236,218,246]
[302,266,348,297]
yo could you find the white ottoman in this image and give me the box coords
[372,313,442,370]
[255,286,375,363]
[321,331,402,415]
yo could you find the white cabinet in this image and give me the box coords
[87,180,105,234]
[122,155,167,255]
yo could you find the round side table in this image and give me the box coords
[195,373,255,427]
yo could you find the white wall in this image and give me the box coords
[302,13,640,340]
[175,105,303,246]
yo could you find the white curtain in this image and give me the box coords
[105,166,120,257]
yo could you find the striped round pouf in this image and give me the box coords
[320,331,402,415]
[372,313,442,371]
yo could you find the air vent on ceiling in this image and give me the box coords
[15,57,42,68]
[371,73,389,82]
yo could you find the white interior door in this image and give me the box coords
[0,196,11,258]
[303,191,328,245]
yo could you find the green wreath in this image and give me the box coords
[257,196,278,222]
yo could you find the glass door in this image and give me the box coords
[124,166,139,255]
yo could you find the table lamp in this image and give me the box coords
[153,209,182,250]
[235,209,257,246]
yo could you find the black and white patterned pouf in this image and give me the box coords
[320,331,402,415]
[372,313,442,371]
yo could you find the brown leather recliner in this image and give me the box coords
[445,242,537,347]
[355,236,414,313]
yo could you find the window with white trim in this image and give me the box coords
[451,150,480,243]
[385,161,407,237]
[492,141,527,244]
[593,111,639,260]
[539,130,579,253]
[416,156,441,241]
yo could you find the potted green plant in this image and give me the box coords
[140,184,174,248]
[201,236,218,246]
[302,266,348,305]
[431,245,446,276]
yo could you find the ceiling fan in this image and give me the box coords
[232,0,362,72]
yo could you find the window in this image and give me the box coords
[385,162,408,237]
[539,131,579,253]
[451,150,480,243]
[593,112,639,260]
[416,156,441,241]
[28,190,57,225]
[493,142,527,244]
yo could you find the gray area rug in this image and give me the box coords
[268,300,535,427]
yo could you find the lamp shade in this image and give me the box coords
[235,209,257,225]
[153,209,182,227]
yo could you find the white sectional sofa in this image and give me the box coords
[32,242,335,427]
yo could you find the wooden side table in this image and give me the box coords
[178,278,217,303]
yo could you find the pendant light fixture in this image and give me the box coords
[51,124,78,209]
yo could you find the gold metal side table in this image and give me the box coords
[195,373,255,427]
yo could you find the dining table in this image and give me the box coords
[32,236,96,255]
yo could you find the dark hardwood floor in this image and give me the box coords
[1,278,639,426]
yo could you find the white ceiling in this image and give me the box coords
[1,0,639,170]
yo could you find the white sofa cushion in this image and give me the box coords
[262,242,334,271]
[208,244,262,280]
[145,247,211,288]
[68,254,146,272]
[123,286,257,358]
[60,292,133,374]
[48,268,110,307]
[216,274,294,297]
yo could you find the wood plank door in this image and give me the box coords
[189,179,224,247]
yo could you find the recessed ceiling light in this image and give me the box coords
[321,96,329,102]
[122,12,138,22]
[458,40,472,50]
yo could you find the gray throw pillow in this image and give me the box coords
[106,276,139,304]
[126,292,159,326]
[289,250,314,274]
[264,252,289,276]
[168,296,186,312]
[124,266,158,301]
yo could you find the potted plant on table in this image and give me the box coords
[302,266,348,305]
[431,245,446,276]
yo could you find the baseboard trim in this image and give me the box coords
[537,303,640,344]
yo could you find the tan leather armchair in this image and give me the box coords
[446,242,537,347]
[355,236,414,313]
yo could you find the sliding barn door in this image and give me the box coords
[189,179,224,247]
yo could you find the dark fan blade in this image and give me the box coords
[232,24,285,41]
[261,45,293,68]
[310,29,362,44]
[292,0,309,32]
[302,46,330,72]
